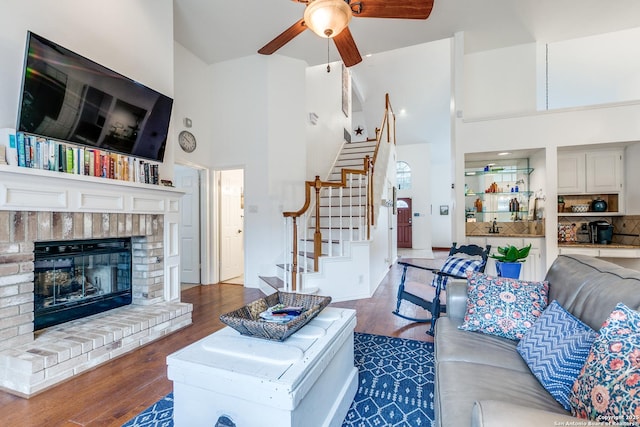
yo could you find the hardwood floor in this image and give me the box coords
[0,252,445,426]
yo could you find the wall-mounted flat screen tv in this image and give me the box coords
[16,32,173,162]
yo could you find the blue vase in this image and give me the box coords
[496,262,522,279]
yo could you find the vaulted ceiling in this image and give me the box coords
[173,0,640,149]
[174,0,640,67]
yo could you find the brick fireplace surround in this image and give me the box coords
[0,167,191,397]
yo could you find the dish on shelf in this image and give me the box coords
[571,204,590,213]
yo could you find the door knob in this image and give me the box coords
[237,229,242,234]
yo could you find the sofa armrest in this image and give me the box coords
[446,279,468,324]
[472,400,578,427]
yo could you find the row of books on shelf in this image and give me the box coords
[1,131,159,185]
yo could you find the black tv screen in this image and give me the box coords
[16,32,173,162]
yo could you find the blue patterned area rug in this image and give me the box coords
[122,332,435,427]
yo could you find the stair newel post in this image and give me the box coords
[313,176,322,272]
[291,215,298,292]
[364,156,373,240]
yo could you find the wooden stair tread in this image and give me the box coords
[259,276,282,290]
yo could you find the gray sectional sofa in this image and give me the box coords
[434,254,640,427]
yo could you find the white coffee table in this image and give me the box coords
[167,307,357,427]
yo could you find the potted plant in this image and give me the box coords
[490,244,532,279]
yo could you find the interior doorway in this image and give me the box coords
[397,197,413,248]
[174,164,201,285]
[218,169,245,284]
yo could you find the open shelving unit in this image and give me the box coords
[465,165,534,222]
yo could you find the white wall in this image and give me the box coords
[626,143,640,215]
[173,42,213,169]
[306,62,350,181]
[0,0,175,176]
[464,28,640,117]
[209,55,307,288]
[545,27,640,109]
[464,43,537,118]
[396,143,433,249]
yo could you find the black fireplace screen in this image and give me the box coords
[34,238,132,330]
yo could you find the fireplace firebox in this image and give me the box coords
[34,238,132,330]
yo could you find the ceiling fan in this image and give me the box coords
[258,0,434,67]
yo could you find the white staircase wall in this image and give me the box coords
[301,241,372,302]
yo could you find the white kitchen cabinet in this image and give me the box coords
[558,149,623,195]
[585,150,623,193]
[558,152,585,194]
[523,238,544,281]
[466,236,545,281]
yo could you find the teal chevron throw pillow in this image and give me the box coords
[517,300,597,411]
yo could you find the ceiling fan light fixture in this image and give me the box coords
[304,0,352,39]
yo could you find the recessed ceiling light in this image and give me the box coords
[497,152,511,156]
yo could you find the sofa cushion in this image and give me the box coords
[471,400,582,427]
[569,303,640,422]
[517,300,597,411]
[431,256,484,290]
[545,255,640,331]
[436,361,567,427]
[435,317,530,373]
[459,272,549,340]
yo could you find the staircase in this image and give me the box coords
[259,94,396,301]
[259,140,377,296]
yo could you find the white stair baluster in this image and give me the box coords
[328,186,332,257]
[349,173,354,241]
[284,217,289,291]
[339,186,344,256]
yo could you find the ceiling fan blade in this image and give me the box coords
[353,0,434,19]
[333,27,362,67]
[258,19,307,55]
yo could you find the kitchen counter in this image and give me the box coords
[468,233,545,238]
[558,242,640,259]
[558,242,640,249]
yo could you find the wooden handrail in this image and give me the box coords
[282,94,395,291]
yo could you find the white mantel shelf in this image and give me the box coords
[0,165,184,214]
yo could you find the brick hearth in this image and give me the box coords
[0,210,192,397]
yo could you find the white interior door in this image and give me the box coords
[175,165,200,284]
[219,169,244,282]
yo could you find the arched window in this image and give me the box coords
[396,161,412,190]
[396,199,409,208]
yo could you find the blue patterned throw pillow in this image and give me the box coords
[459,272,549,340]
[517,300,597,411]
[569,303,640,423]
[430,256,484,290]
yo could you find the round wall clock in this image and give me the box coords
[178,130,197,153]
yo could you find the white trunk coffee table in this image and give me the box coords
[167,307,357,427]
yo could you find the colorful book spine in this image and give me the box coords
[17,133,26,167]
[10,133,160,185]
[49,140,57,171]
[84,149,90,175]
[24,135,32,168]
